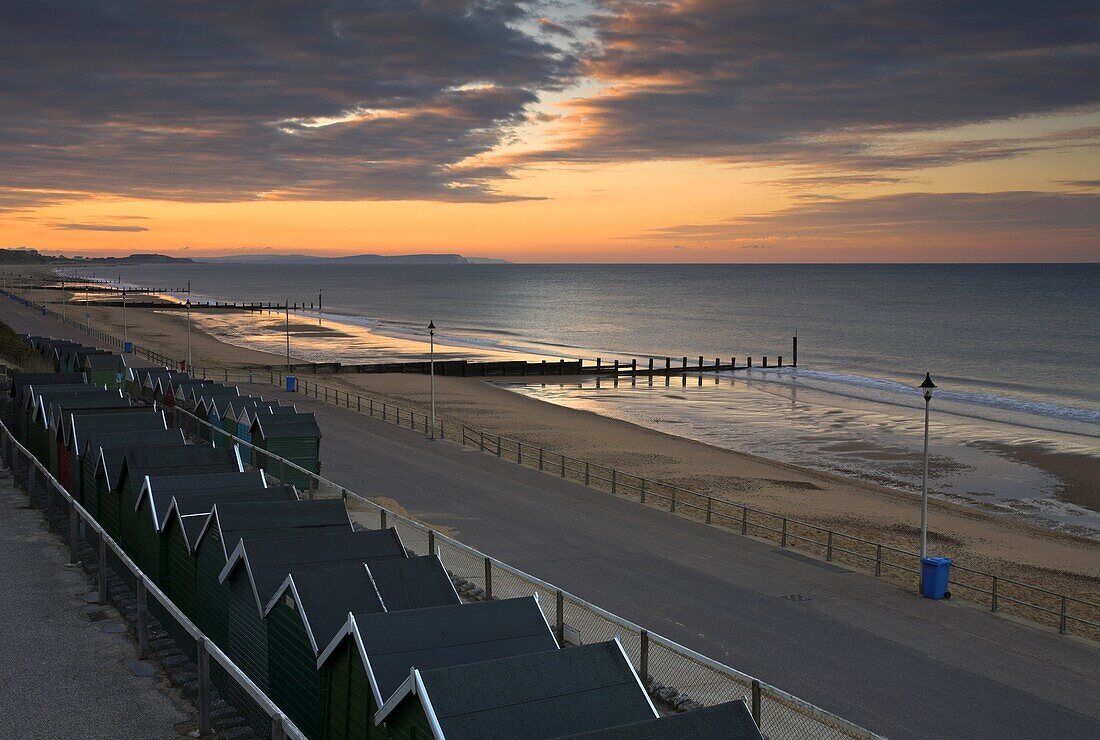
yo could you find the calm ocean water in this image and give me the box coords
[104,263,1100,534]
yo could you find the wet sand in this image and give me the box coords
[17,277,1100,609]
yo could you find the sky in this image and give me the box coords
[1,0,1098,262]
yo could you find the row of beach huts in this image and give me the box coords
[5,334,761,740]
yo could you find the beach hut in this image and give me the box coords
[47,393,129,476]
[72,348,114,375]
[160,481,300,621]
[60,407,157,496]
[19,384,96,447]
[374,640,657,740]
[235,402,294,446]
[560,699,763,740]
[193,388,241,442]
[218,529,406,692]
[210,395,262,444]
[167,379,207,408]
[9,373,86,438]
[85,429,186,526]
[318,597,560,740]
[264,555,460,738]
[25,388,111,466]
[192,499,351,651]
[116,445,244,558]
[250,413,321,487]
[48,342,83,372]
[132,470,270,588]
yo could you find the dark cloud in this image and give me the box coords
[54,223,149,232]
[544,1,1100,169]
[0,0,576,205]
[645,192,1100,245]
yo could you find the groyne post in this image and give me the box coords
[793,335,798,367]
[682,356,687,369]
[748,356,753,367]
[763,356,768,368]
[698,356,703,369]
[731,356,736,369]
[631,359,637,376]
[778,356,783,367]
[648,358,654,373]
[665,357,670,375]
[596,358,601,370]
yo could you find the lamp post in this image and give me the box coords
[122,287,128,350]
[919,373,936,561]
[285,300,291,370]
[428,321,436,439]
[186,299,192,371]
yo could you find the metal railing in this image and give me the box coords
[168,403,880,739]
[196,366,1100,642]
[0,408,305,740]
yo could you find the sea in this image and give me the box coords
[98,263,1100,537]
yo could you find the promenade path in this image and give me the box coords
[3,300,1099,739]
[0,470,193,739]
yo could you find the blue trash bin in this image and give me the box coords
[286,375,297,392]
[124,341,133,353]
[921,557,952,599]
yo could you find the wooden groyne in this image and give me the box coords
[261,340,798,378]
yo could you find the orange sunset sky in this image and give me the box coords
[2,1,1098,262]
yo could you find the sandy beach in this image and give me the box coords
[17,276,1100,614]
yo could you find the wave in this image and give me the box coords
[723,367,1100,432]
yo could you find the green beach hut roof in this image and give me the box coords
[319,597,559,710]
[193,498,352,560]
[64,409,166,455]
[135,470,270,531]
[219,528,407,614]
[375,639,657,740]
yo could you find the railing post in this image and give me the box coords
[380,509,387,530]
[517,441,522,464]
[136,580,150,659]
[69,501,79,565]
[480,431,485,452]
[584,462,590,485]
[751,680,762,727]
[611,469,616,495]
[991,576,998,612]
[538,448,544,471]
[639,629,649,684]
[826,531,834,561]
[555,589,565,646]
[428,530,436,557]
[875,544,882,576]
[705,497,712,524]
[272,716,288,740]
[1060,596,1068,634]
[98,538,108,604]
[670,489,676,512]
[781,518,788,547]
[357,395,361,412]
[496,435,502,457]
[484,557,493,600]
[560,455,565,478]
[197,639,212,735]
[640,479,646,504]
[741,506,748,535]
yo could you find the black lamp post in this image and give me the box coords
[919,373,936,560]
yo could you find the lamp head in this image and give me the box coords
[920,372,936,400]
[428,320,435,333]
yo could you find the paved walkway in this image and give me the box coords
[4,300,1100,739]
[0,471,193,739]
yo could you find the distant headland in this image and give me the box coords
[0,248,192,264]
